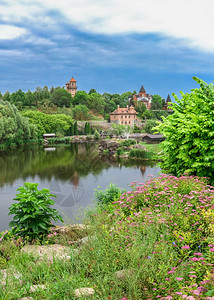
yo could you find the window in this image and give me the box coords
[121,121,123,124]
[125,115,127,118]
[125,121,127,124]
[129,121,131,124]
[121,116,123,118]
[129,116,130,118]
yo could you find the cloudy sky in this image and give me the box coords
[0,0,214,98]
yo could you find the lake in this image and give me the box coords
[0,143,161,231]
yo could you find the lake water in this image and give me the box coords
[0,143,161,231]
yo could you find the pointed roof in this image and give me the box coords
[166,94,171,102]
[139,84,146,93]
[69,77,76,82]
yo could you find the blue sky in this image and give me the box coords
[0,0,214,100]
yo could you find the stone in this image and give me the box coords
[29,285,46,293]
[21,244,72,262]
[76,235,95,246]
[133,144,147,150]
[115,269,134,280]
[74,288,95,298]
[19,298,33,300]
[0,269,22,286]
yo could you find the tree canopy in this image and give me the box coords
[156,77,214,184]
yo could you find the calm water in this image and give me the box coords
[0,143,161,231]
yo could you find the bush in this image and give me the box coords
[142,119,159,134]
[120,139,136,147]
[95,184,124,205]
[93,129,100,140]
[156,77,214,185]
[9,183,63,241]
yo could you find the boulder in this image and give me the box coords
[74,288,95,298]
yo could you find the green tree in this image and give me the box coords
[156,77,214,184]
[87,93,105,115]
[73,91,89,106]
[74,121,78,135]
[151,94,163,110]
[72,105,89,120]
[89,89,97,95]
[50,88,72,107]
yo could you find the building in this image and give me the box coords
[131,84,152,109]
[65,77,77,97]
[163,94,172,111]
[110,105,138,126]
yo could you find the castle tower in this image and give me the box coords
[65,77,77,97]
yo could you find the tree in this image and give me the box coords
[151,94,163,110]
[50,88,72,107]
[74,121,78,135]
[156,77,214,184]
[87,93,105,115]
[73,91,89,106]
[89,89,97,95]
[72,105,89,120]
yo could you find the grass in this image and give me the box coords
[1,174,214,299]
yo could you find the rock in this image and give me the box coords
[74,288,95,298]
[0,269,22,286]
[21,244,72,262]
[76,235,95,246]
[119,153,129,158]
[115,269,134,280]
[133,144,147,150]
[29,285,46,293]
[19,298,33,300]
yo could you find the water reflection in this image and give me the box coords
[0,144,160,230]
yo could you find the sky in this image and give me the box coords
[0,0,214,99]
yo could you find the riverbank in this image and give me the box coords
[1,175,214,299]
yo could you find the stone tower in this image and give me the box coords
[65,77,77,97]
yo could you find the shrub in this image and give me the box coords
[103,149,109,155]
[156,77,214,185]
[120,139,136,147]
[129,148,153,159]
[95,184,124,205]
[8,182,63,241]
[93,129,100,140]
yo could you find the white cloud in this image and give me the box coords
[0,0,214,52]
[0,25,27,40]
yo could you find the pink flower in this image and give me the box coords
[209,248,214,252]
[176,277,184,281]
[182,245,190,249]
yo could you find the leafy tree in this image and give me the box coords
[156,77,214,184]
[3,91,11,102]
[143,119,159,134]
[73,91,89,106]
[72,105,89,120]
[89,89,97,95]
[50,88,72,107]
[87,93,105,114]
[22,110,73,136]
[142,110,155,120]
[0,100,37,145]
[151,94,163,110]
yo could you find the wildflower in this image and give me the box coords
[209,248,214,252]
[182,245,190,249]
[176,277,184,281]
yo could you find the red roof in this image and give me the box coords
[110,106,138,115]
[69,77,76,82]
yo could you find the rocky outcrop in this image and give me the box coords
[75,288,95,298]
[99,140,120,156]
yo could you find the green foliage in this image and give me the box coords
[103,149,109,155]
[93,129,100,140]
[87,92,105,115]
[142,119,159,134]
[73,91,89,106]
[72,105,89,120]
[156,77,214,184]
[95,183,124,205]
[142,109,155,119]
[0,100,38,145]
[120,139,136,147]
[47,137,71,145]
[151,94,163,110]
[50,88,72,107]
[129,148,152,159]
[22,110,73,136]
[9,182,63,240]
[74,121,78,135]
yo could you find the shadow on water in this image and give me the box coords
[0,143,161,230]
